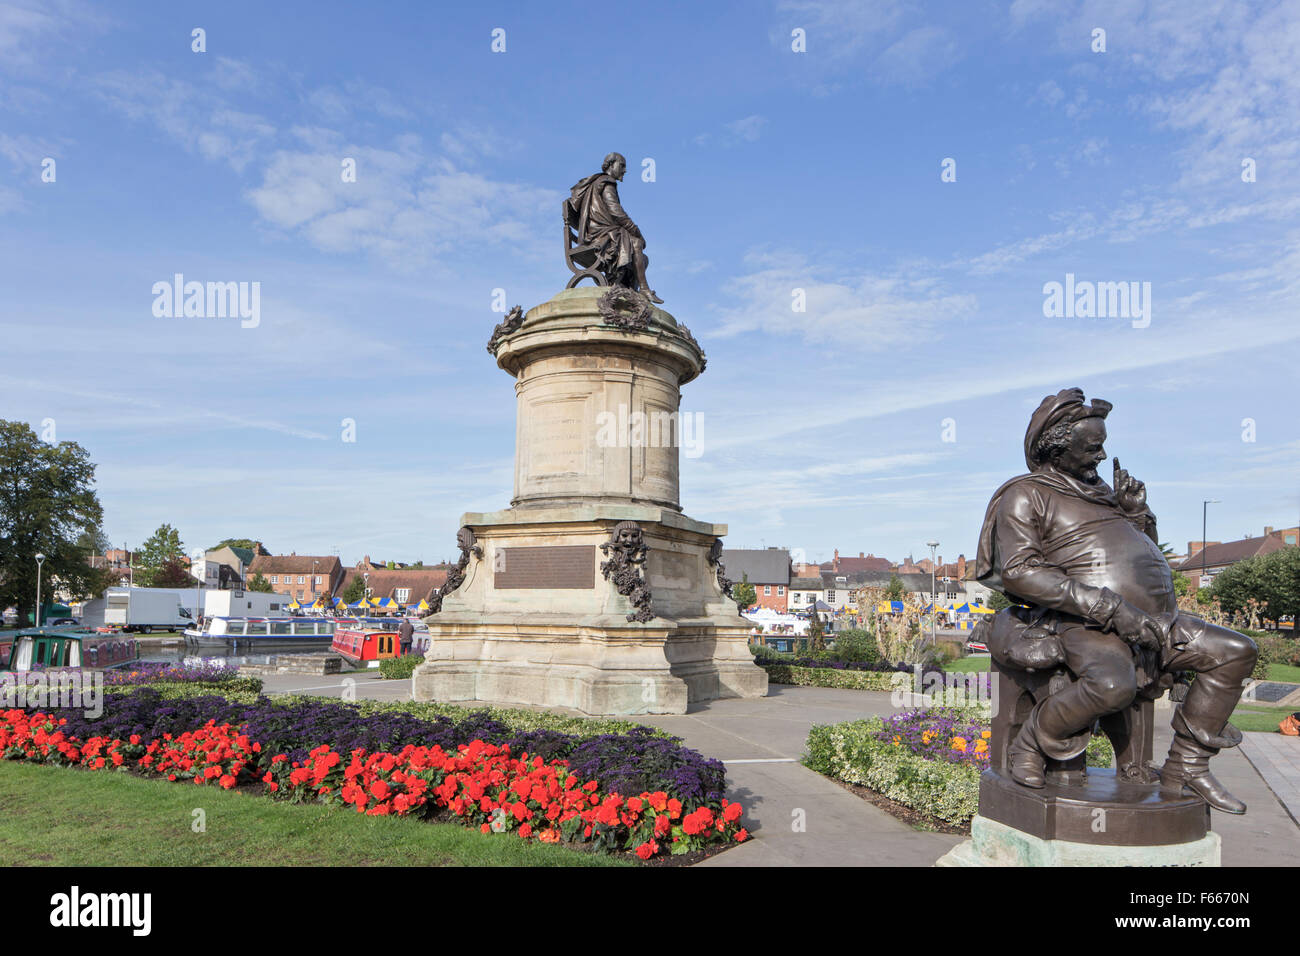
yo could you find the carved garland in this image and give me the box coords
[486,305,525,354]
[597,287,652,331]
[675,323,707,373]
[427,526,483,614]
[712,538,733,598]
[599,520,655,623]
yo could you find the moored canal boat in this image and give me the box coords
[330,626,404,667]
[1,627,139,671]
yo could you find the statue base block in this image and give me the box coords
[936,815,1221,867]
[411,504,768,716]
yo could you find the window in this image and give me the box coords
[396,588,411,602]
[314,576,322,586]
[777,586,785,596]
[270,575,278,584]
[827,590,836,603]
[297,576,305,585]
[764,585,771,596]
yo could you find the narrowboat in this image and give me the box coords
[1,627,139,672]
[183,615,405,648]
[330,626,404,666]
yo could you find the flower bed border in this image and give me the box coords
[1,702,749,862]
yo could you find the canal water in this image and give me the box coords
[136,639,334,666]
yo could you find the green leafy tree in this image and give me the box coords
[246,572,274,593]
[209,538,268,555]
[1210,548,1300,624]
[732,573,756,609]
[987,591,1014,611]
[135,523,185,587]
[340,575,366,604]
[886,574,905,602]
[0,420,104,625]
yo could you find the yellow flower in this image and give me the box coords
[974,739,988,753]
[922,731,933,744]
[951,737,967,752]
[892,735,901,746]
[981,730,991,739]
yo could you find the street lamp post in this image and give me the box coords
[926,540,940,646]
[1202,499,1221,590]
[35,553,45,628]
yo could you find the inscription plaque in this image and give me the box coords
[495,545,596,589]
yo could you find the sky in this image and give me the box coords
[1,0,1297,569]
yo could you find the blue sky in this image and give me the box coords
[2,0,1297,568]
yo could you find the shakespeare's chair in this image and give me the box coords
[562,200,608,289]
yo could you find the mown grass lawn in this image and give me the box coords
[945,656,991,673]
[1267,663,1300,684]
[0,762,631,867]
[1232,704,1296,733]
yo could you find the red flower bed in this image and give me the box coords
[0,709,747,859]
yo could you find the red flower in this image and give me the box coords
[635,840,659,860]
[519,823,533,839]
[734,828,749,842]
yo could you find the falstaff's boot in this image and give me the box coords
[1159,688,1247,814]
[1007,723,1046,788]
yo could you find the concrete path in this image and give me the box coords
[254,673,1300,866]
[1240,733,1300,828]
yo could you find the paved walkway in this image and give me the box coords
[256,673,1300,866]
[1240,733,1300,827]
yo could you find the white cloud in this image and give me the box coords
[710,251,977,346]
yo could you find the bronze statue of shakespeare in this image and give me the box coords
[564,152,662,303]
[974,388,1257,813]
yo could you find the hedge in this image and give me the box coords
[804,715,1117,827]
[760,663,902,692]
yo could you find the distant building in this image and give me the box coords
[247,554,345,602]
[1174,527,1295,590]
[720,548,791,611]
[192,545,256,591]
[339,565,450,607]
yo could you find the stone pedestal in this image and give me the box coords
[412,287,768,715]
[936,815,1221,867]
[935,767,1218,867]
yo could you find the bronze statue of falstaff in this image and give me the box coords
[974,388,1257,812]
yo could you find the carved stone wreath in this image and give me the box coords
[597,287,652,331]
[427,526,482,614]
[675,323,707,373]
[599,520,655,623]
[486,305,525,354]
[707,537,733,598]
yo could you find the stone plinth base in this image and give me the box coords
[936,815,1221,867]
[411,504,768,716]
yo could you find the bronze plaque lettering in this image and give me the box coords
[494,546,596,589]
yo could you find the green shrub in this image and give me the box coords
[108,679,263,698]
[378,654,424,680]
[804,715,1119,827]
[804,718,980,826]
[829,629,878,665]
[761,663,902,692]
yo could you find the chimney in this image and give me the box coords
[1264,526,1274,535]
[957,555,967,579]
[859,552,864,558]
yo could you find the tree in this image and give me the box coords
[886,574,905,602]
[246,572,274,593]
[1210,548,1300,625]
[135,523,185,587]
[340,575,366,603]
[209,538,268,555]
[987,591,1013,611]
[0,420,104,625]
[152,558,195,589]
[731,573,756,609]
